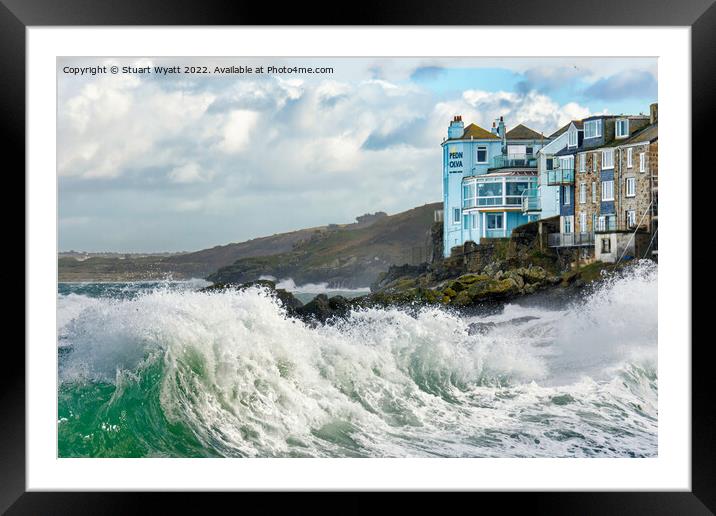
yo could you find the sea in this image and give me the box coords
[57,261,657,458]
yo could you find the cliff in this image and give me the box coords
[206,203,441,288]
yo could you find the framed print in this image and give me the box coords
[5,0,713,512]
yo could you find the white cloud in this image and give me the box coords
[216,110,259,154]
[438,89,593,135]
[168,162,212,184]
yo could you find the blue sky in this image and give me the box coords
[58,57,657,252]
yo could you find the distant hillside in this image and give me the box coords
[207,203,441,288]
[58,203,441,285]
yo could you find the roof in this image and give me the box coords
[554,147,578,157]
[505,124,546,140]
[461,123,500,140]
[622,123,658,145]
[548,120,584,139]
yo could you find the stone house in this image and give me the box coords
[592,104,658,262]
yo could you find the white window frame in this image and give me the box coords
[564,215,573,234]
[602,180,614,201]
[568,129,578,148]
[593,153,598,172]
[563,185,571,205]
[579,153,586,173]
[626,177,636,197]
[579,212,587,233]
[639,152,646,172]
[627,210,637,228]
[486,213,504,230]
[476,145,488,164]
[592,181,597,203]
[453,207,461,224]
[598,215,606,231]
[615,119,629,138]
[601,149,614,170]
[584,119,602,139]
[579,182,586,204]
[627,147,633,168]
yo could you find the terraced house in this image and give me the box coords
[441,115,549,257]
[589,104,658,262]
[545,104,658,262]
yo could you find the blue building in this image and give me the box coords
[531,121,583,221]
[441,115,549,257]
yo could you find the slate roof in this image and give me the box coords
[548,120,584,139]
[505,123,546,140]
[622,123,658,145]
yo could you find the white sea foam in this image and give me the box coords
[259,276,370,294]
[57,261,658,457]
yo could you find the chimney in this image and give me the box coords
[491,121,498,135]
[649,103,658,124]
[498,116,506,151]
[448,115,464,139]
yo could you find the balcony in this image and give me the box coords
[521,188,541,213]
[547,232,595,247]
[594,221,649,234]
[489,154,537,170]
[546,168,574,185]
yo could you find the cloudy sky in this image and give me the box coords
[58,57,657,252]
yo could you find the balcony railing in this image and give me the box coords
[521,188,541,213]
[546,168,574,185]
[463,197,525,209]
[594,221,649,233]
[547,232,595,247]
[489,154,537,170]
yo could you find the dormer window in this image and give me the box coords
[568,129,578,148]
[615,119,629,138]
[584,120,602,139]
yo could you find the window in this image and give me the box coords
[546,157,554,170]
[580,212,587,232]
[598,216,606,231]
[506,181,530,205]
[602,180,614,201]
[601,237,611,254]
[568,129,578,148]
[476,146,488,164]
[584,119,602,139]
[486,213,503,230]
[476,180,503,206]
[593,153,598,172]
[563,185,571,205]
[470,213,478,229]
[626,210,637,228]
[453,208,460,224]
[526,146,533,156]
[615,119,629,138]
[639,153,646,172]
[602,149,614,169]
[564,216,573,234]
[627,148,633,168]
[463,214,469,230]
[592,181,597,203]
[579,182,586,204]
[579,154,586,172]
[626,177,636,197]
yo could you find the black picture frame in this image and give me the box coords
[4,0,712,512]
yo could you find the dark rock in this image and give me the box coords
[467,322,497,335]
[296,294,332,322]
